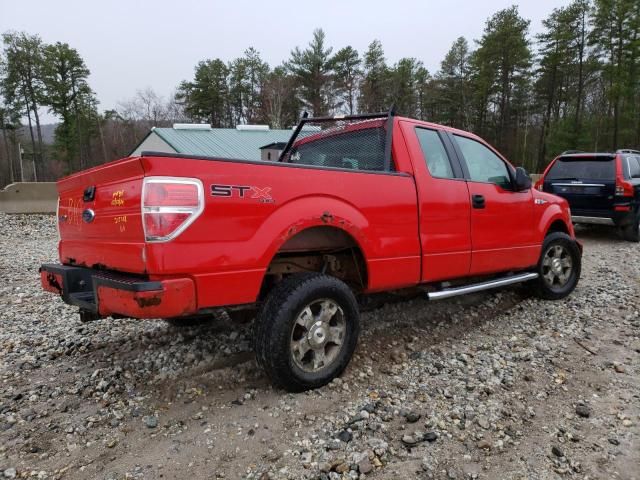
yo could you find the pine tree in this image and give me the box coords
[388,58,423,117]
[287,28,335,116]
[228,48,269,125]
[359,40,389,113]
[414,66,433,121]
[590,0,640,148]
[41,42,96,170]
[470,6,532,159]
[435,37,472,129]
[177,59,230,127]
[332,46,361,114]
[1,32,46,178]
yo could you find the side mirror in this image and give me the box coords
[514,167,532,191]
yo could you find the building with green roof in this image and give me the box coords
[129,124,297,160]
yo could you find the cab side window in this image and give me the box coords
[454,135,512,189]
[415,128,455,179]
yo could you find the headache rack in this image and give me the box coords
[278,105,396,172]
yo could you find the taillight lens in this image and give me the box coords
[56,196,61,240]
[615,180,634,197]
[142,177,204,242]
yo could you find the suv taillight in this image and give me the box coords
[615,179,634,197]
[142,177,204,242]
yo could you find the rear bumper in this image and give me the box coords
[571,215,615,226]
[571,208,637,226]
[39,264,197,319]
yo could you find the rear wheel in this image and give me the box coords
[254,273,359,392]
[620,215,640,242]
[532,232,581,300]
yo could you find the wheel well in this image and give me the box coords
[260,226,368,299]
[547,219,569,235]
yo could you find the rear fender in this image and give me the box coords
[258,195,372,268]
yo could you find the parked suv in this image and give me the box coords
[535,150,640,241]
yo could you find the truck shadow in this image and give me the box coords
[52,282,530,405]
[146,286,528,400]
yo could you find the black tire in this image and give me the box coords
[254,273,360,392]
[532,232,581,300]
[620,215,640,242]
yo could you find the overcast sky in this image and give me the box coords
[1,0,571,123]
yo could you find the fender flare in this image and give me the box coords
[537,203,572,239]
[256,195,374,273]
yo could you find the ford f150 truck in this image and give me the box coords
[40,110,582,391]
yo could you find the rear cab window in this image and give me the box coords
[286,120,391,172]
[547,156,615,181]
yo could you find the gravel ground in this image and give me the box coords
[0,214,638,480]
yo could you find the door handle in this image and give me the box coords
[472,194,485,209]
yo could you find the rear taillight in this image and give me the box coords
[615,179,634,197]
[56,196,61,240]
[142,177,204,242]
[614,155,633,197]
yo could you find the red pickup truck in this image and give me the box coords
[41,111,581,391]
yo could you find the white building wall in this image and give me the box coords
[130,132,176,156]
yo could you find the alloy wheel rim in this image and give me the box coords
[541,244,573,288]
[290,299,346,373]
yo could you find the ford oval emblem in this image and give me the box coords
[82,209,95,223]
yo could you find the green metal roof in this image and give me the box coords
[150,127,296,160]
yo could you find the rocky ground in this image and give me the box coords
[0,214,638,480]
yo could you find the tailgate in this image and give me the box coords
[543,156,616,214]
[57,157,147,273]
[547,181,616,212]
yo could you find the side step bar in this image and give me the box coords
[427,272,538,301]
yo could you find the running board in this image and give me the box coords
[427,272,538,300]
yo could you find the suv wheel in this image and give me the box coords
[621,215,640,242]
[532,232,581,300]
[254,273,359,392]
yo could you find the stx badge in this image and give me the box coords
[211,184,273,202]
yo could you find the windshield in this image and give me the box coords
[547,157,615,181]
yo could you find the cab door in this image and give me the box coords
[400,121,471,282]
[448,133,537,275]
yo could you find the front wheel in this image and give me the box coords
[254,273,360,392]
[532,232,581,300]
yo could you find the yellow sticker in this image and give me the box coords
[114,215,127,233]
[111,190,125,207]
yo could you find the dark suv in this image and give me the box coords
[536,149,640,242]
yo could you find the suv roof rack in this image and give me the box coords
[561,150,585,155]
[616,149,640,154]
